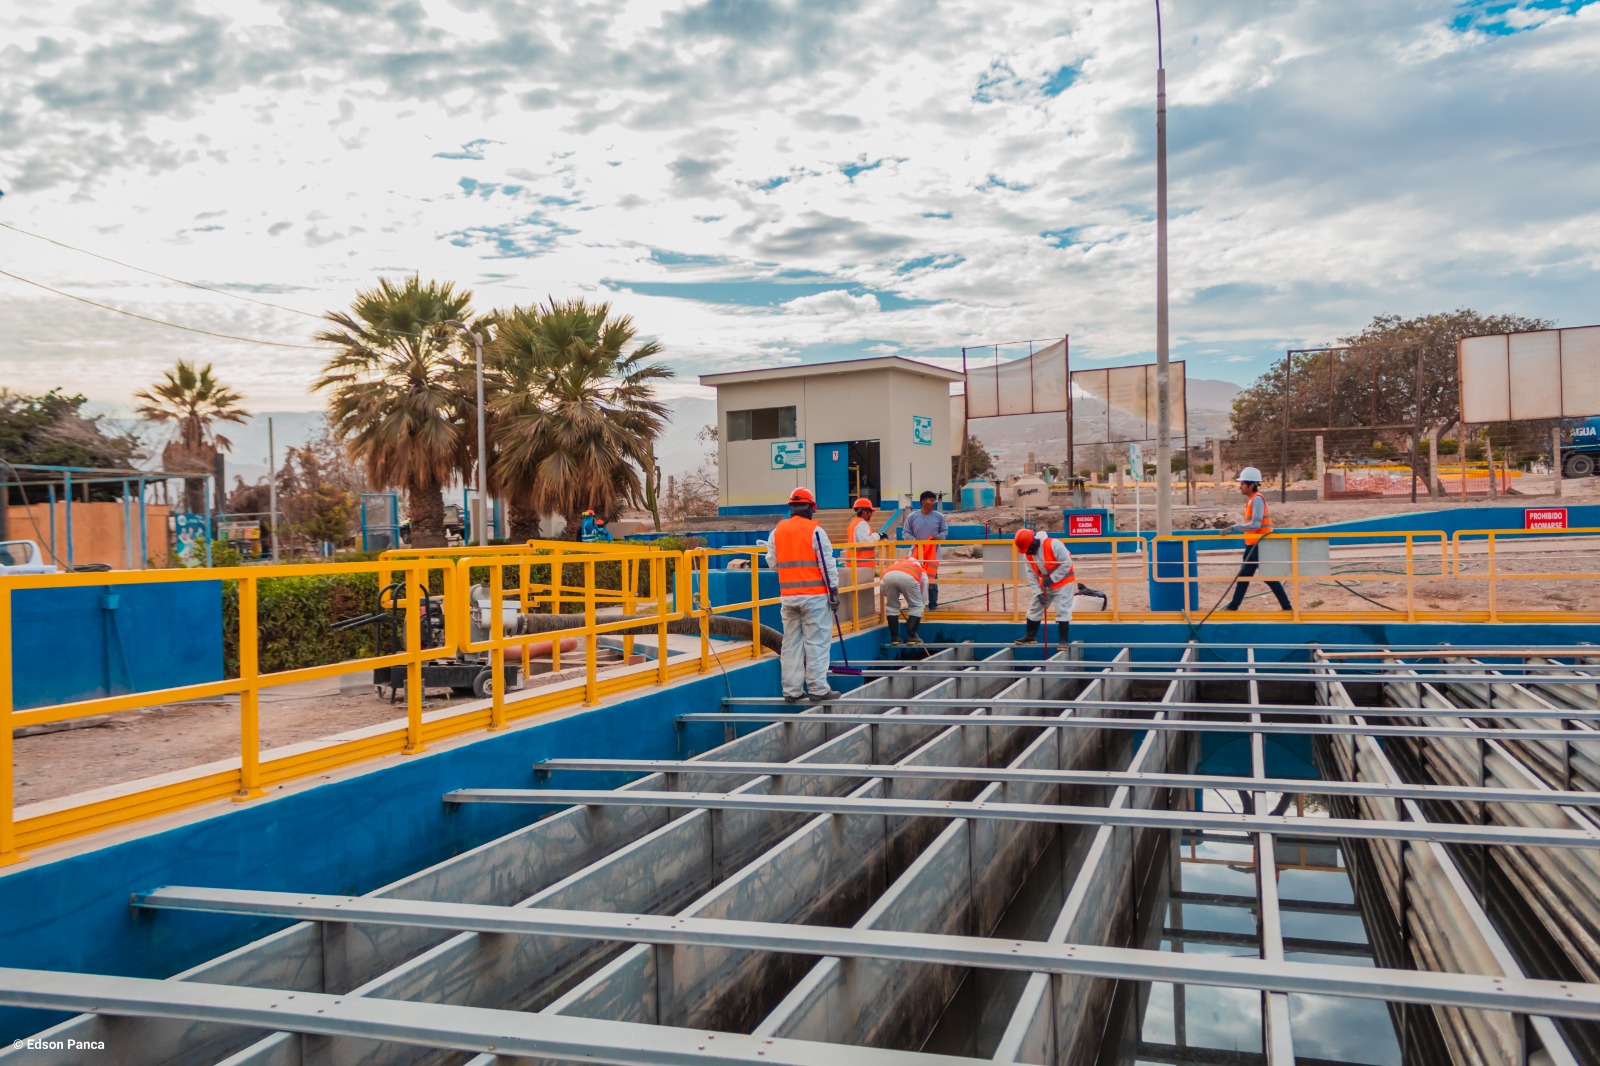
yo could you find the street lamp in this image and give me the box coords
[444,319,490,547]
[1154,0,1173,536]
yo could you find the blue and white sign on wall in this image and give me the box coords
[771,440,807,469]
[912,415,933,446]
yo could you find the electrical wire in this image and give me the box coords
[0,457,64,567]
[0,266,329,349]
[0,221,324,320]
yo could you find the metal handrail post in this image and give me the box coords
[0,585,22,865]
[235,576,266,800]
[583,560,598,706]
[403,562,426,754]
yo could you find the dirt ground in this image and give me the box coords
[13,662,609,808]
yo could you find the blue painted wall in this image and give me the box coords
[4,618,1594,1040]
[10,582,224,710]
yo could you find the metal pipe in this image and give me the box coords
[1154,0,1172,536]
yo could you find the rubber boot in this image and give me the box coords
[887,615,902,645]
[1014,619,1040,645]
[1057,621,1070,649]
[905,616,924,646]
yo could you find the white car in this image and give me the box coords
[0,540,57,575]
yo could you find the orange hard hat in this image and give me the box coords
[1013,528,1037,552]
[853,498,873,511]
[789,487,816,505]
[582,509,596,517]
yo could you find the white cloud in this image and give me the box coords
[0,0,1595,423]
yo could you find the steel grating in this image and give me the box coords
[3,639,1600,1064]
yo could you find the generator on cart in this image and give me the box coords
[332,581,521,701]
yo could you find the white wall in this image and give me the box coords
[715,367,952,509]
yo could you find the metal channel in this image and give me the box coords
[12,639,1600,1065]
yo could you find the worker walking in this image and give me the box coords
[880,553,929,646]
[902,490,948,609]
[766,488,842,702]
[1221,467,1291,611]
[1012,527,1075,646]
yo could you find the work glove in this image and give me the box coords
[828,594,840,611]
[877,531,890,540]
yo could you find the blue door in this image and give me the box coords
[813,442,850,508]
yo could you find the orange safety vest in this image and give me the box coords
[845,516,875,565]
[913,540,940,577]
[1242,494,1273,547]
[774,516,829,597]
[884,556,927,583]
[1027,537,1075,590]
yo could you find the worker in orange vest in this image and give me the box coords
[880,553,929,646]
[1013,527,1075,646]
[844,497,885,584]
[1221,467,1291,611]
[764,487,842,701]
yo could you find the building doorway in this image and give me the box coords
[814,440,881,509]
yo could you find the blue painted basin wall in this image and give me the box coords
[1,618,1592,1039]
[9,581,224,710]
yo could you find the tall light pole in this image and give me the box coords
[1153,0,1174,537]
[444,320,490,547]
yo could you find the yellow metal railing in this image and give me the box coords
[8,527,1600,862]
[0,544,700,865]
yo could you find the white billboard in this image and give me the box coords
[1071,360,1188,442]
[1459,325,1600,423]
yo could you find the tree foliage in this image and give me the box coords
[314,275,478,548]
[0,389,143,503]
[1228,309,1552,480]
[134,360,249,513]
[952,433,995,496]
[486,298,672,538]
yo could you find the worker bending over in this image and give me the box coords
[880,553,929,646]
[1221,467,1291,611]
[902,490,948,609]
[765,488,842,702]
[1013,527,1075,646]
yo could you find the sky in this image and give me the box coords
[1,0,1597,474]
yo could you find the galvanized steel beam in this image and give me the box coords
[444,788,1600,849]
[122,887,1600,1022]
[0,967,985,1066]
[537,758,1600,807]
[689,710,1600,743]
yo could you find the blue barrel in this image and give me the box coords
[960,477,996,510]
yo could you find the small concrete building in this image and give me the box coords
[701,357,962,515]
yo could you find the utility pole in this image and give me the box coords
[1154,0,1173,536]
[267,416,280,564]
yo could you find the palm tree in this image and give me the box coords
[314,276,478,548]
[135,360,249,515]
[487,299,672,540]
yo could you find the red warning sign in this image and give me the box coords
[1524,507,1568,530]
[1067,513,1104,536]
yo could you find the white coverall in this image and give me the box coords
[766,524,840,698]
[880,562,928,618]
[1024,535,1076,624]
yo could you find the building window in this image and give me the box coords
[728,406,796,441]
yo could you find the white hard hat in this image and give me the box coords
[1237,466,1263,482]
